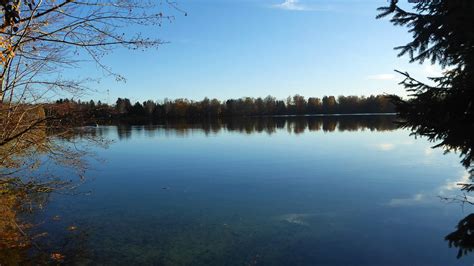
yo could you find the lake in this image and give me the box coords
[8,115,474,265]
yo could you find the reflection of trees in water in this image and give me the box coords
[0,122,103,263]
[111,115,398,139]
[446,213,474,259]
[117,124,133,140]
[442,171,474,258]
[322,118,337,132]
[105,115,474,261]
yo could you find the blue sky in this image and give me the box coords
[73,0,444,103]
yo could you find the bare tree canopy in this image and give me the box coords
[0,1,181,252]
[0,0,179,172]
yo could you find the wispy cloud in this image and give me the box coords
[424,148,433,156]
[440,172,471,192]
[388,193,425,207]
[377,143,395,151]
[272,0,307,11]
[387,171,473,207]
[271,0,330,11]
[367,74,396,80]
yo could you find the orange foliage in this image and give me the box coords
[0,183,30,249]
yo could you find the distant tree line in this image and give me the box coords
[51,94,395,122]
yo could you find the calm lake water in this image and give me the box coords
[17,115,474,265]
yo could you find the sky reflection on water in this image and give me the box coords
[13,116,473,265]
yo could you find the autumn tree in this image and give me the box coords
[322,96,337,114]
[143,100,157,116]
[0,0,180,252]
[2,0,184,177]
[293,94,307,114]
[307,97,322,114]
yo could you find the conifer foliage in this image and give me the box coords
[377,0,474,169]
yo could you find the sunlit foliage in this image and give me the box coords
[52,94,395,123]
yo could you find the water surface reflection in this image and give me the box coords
[111,115,398,139]
[2,115,474,265]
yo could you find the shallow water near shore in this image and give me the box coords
[8,115,474,265]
